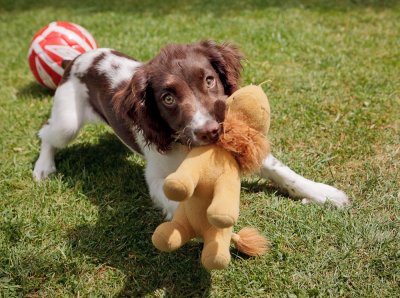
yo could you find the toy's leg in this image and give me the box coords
[152,205,195,252]
[201,228,232,270]
[163,172,196,202]
[207,174,240,228]
[260,153,349,207]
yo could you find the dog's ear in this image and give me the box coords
[200,40,244,95]
[112,66,147,122]
[112,66,172,152]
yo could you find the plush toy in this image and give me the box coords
[152,85,271,270]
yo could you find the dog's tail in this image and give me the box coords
[231,227,269,256]
[61,59,72,69]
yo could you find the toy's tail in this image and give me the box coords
[231,227,269,256]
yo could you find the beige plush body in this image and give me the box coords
[152,85,271,270]
[153,145,240,269]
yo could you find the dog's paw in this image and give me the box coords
[290,181,350,208]
[33,159,56,181]
[260,154,350,208]
[162,201,179,221]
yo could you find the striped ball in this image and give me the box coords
[28,21,97,90]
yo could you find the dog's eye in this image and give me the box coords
[162,94,175,106]
[205,76,215,88]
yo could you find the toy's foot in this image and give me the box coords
[152,222,192,252]
[163,174,194,202]
[201,241,231,270]
[207,214,236,228]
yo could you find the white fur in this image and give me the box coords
[33,48,350,219]
[137,134,186,219]
[191,110,211,128]
[33,58,103,181]
[72,48,110,75]
[188,102,214,145]
[96,53,141,89]
[260,155,349,207]
[33,142,57,180]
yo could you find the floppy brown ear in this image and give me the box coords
[112,66,173,152]
[200,40,244,95]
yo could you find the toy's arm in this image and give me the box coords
[207,170,241,228]
[163,149,202,202]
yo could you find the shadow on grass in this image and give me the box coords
[3,0,397,14]
[17,81,54,100]
[56,134,211,296]
[241,177,297,203]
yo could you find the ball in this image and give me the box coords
[28,21,98,89]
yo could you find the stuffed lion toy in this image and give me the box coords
[152,85,271,270]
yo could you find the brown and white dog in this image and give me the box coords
[33,40,349,218]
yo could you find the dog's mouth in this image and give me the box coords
[173,125,222,148]
[171,99,226,148]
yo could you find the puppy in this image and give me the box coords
[33,40,349,218]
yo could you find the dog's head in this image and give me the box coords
[113,40,243,152]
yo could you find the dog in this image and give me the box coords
[33,40,349,219]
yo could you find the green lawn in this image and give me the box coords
[1,0,399,297]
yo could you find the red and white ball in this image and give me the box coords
[28,21,98,89]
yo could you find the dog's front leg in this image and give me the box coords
[260,154,349,207]
[150,180,179,220]
[145,168,179,220]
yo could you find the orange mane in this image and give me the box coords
[217,111,270,174]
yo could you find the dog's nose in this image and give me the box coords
[194,120,221,143]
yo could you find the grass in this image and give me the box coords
[0,0,399,297]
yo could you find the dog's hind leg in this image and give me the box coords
[260,153,349,207]
[33,79,101,181]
